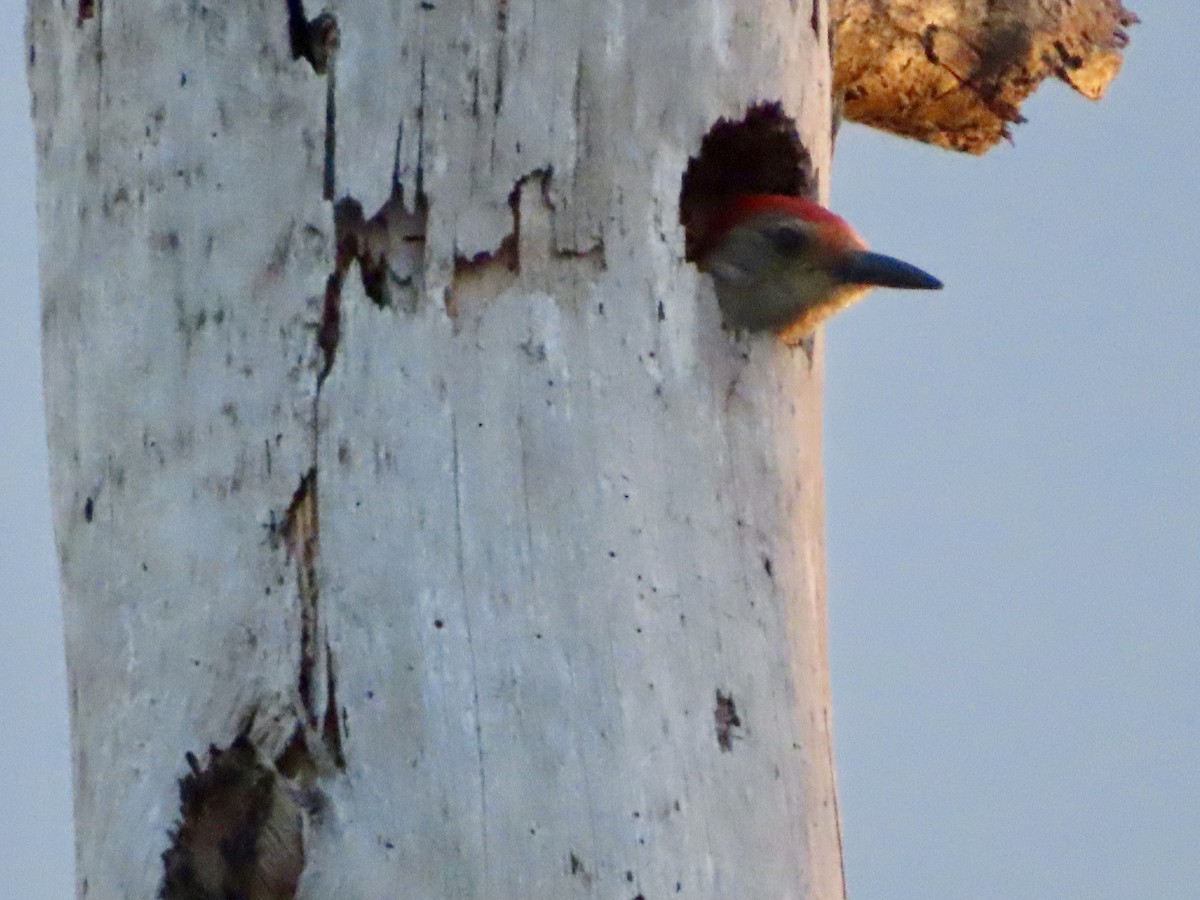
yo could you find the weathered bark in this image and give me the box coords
[834,0,1139,152]
[29,1,843,897]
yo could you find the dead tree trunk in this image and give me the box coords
[29,1,843,896]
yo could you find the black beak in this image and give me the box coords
[835,250,943,291]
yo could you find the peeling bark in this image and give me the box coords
[834,0,1139,153]
[161,736,308,900]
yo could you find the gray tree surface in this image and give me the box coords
[29,1,844,896]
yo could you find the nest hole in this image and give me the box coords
[679,102,814,263]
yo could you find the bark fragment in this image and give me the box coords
[161,737,306,900]
[834,0,1139,153]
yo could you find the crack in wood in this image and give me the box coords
[281,469,320,723]
[321,642,346,769]
[274,467,347,774]
[323,66,337,201]
[493,0,509,116]
[285,2,339,196]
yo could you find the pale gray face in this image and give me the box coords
[704,212,844,334]
[703,210,941,340]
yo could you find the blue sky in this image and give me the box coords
[828,4,1199,895]
[2,3,1193,897]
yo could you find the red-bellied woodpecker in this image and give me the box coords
[698,194,942,344]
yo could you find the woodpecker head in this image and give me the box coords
[698,194,942,344]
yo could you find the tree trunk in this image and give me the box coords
[28,1,843,897]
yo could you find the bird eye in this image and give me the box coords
[768,225,808,254]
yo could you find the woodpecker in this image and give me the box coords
[698,194,942,344]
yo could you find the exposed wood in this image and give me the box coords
[834,0,1139,153]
